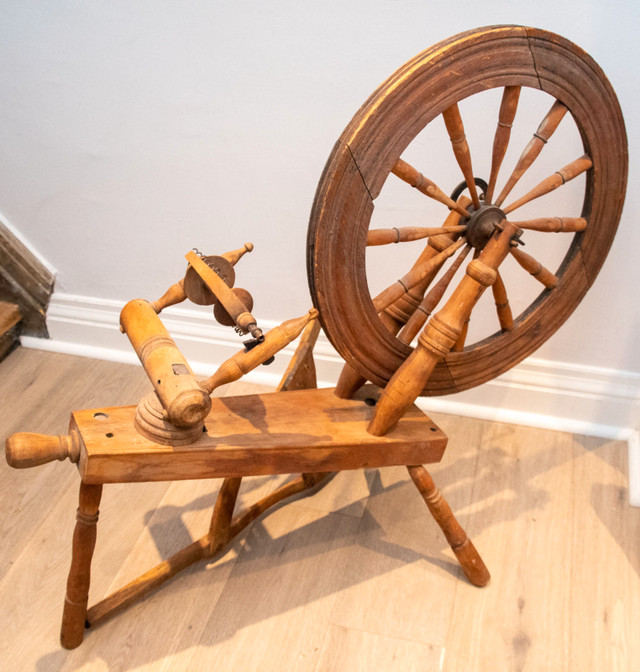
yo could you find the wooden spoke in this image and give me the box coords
[392,158,470,218]
[373,238,466,313]
[494,100,568,207]
[491,271,513,331]
[503,155,592,215]
[398,244,472,344]
[442,104,481,209]
[375,201,471,335]
[379,199,472,333]
[485,86,521,204]
[452,318,469,352]
[367,225,466,246]
[508,217,587,233]
[510,247,558,289]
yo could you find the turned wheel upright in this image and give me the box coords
[307,25,627,396]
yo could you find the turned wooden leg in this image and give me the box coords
[407,465,490,586]
[369,222,521,437]
[208,477,242,556]
[334,362,367,399]
[85,471,333,628]
[60,482,103,649]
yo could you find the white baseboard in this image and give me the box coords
[21,292,640,504]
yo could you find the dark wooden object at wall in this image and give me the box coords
[4,25,626,650]
[0,301,22,361]
[0,222,55,338]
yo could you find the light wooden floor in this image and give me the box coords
[1,348,638,671]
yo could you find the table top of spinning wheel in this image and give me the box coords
[71,385,447,484]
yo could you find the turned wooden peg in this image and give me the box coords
[6,430,81,468]
[222,242,254,265]
[495,99,568,207]
[442,103,481,209]
[491,271,513,331]
[373,239,465,313]
[485,85,521,204]
[185,251,262,338]
[213,288,255,327]
[391,158,470,218]
[334,363,368,400]
[503,154,592,215]
[510,247,558,289]
[150,279,187,314]
[60,483,103,649]
[382,203,470,331]
[208,477,242,556]
[510,217,587,233]
[201,309,318,394]
[182,254,236,306]
[366,225,466,246]
[407,465,490,586]
[453,318,469,352]
[398,244,472,345]
[120,299,211,427]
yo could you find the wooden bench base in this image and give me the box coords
[58,385,488,649]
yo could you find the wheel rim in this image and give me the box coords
[307,25,627,395]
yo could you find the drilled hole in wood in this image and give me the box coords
[364,398,378,407]
[105,432,114,438]
[93,412,108,420]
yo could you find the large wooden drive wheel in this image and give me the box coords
[307,25,627,395]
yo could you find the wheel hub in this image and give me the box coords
[465,203,506,250]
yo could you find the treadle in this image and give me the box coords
[72,384,447,484]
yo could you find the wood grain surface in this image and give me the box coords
[71,384,446,483]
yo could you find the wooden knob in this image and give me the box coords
[213,288,254,327]
[222,242,254,265]
[6,431,80,469]
[150,280,187,314]
[201,308,318,393]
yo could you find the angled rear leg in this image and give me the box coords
[407,465,489,586]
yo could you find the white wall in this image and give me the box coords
[1,2,639,432]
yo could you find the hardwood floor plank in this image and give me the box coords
[289,468,377,519]
[181,504,362,671]
[314,623,444,671]
[568,435,640,671]
[327,465,458,648]
[442,424,595,672]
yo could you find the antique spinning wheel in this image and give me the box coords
[308,26,627,395]
[3,26,630,650]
